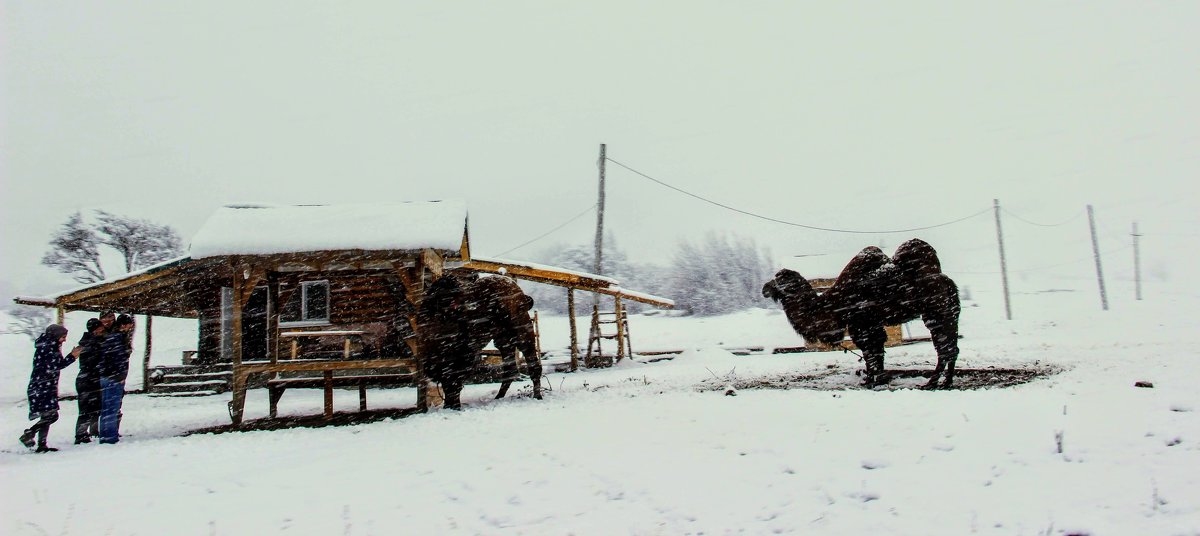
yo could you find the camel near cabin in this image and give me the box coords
[415,270,543,409]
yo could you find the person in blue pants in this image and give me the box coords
[98,315,135,444]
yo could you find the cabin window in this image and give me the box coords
[281,281,330,325]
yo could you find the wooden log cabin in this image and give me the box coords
[15,201,673,425]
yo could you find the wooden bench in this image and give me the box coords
[229,359,417,421]
[267,372,415,419]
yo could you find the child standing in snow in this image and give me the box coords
[19,324,81,453]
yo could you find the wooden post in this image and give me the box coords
[1087,205,1109,311]
[1132,222,1142,301]
[395,260,438,411]
[614,297,626,363]
[56,306,65,325]
[227,261,263,425]
[993,199,1013,320]
[323,370,334,419]
[229,268,246,424]
[359,383,367,411]
[532,310,542,357]
[267,273,281,366]
[142,315,153,393]
[567,288,579,372]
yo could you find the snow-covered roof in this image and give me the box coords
[188,201,468,259]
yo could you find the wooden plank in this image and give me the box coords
[280,330,366,337]
[463,259,610,289]
[236,358,416,375]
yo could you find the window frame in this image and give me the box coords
[280,280,331,327]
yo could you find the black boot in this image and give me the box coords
[76,418,92,444]
[34,426,56,452]
[19,430,36,449]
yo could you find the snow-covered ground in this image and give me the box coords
[2,275,1197,535]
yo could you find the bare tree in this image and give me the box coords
[41,211,105,284]
[42,210,185,283]
[94,210,184,271]
[666,232,774,316]
[3,304,53,342]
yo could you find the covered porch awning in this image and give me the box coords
[463,256,674,308]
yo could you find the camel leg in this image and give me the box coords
[522,345,543,400]
[527,358,543,400]
[849,325,889,388]
[495,380,513,399]
[922,314,960,389]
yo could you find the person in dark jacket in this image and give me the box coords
[74,318,106,443]
[98,314,135,444]
[19,324,81,453]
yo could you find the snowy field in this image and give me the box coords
[2,275,1198,535]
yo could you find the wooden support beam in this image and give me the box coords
[614,297,626,363]
[227,259,265,425]
[323,370,334,419]
[142,315,153,393]
[393,259,436,411]
[567,288,579,372]
[267,274,281,366]
[422,248,445,280]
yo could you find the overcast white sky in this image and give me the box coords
[2,2,1197,302]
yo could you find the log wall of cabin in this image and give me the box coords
[193,270,412,364]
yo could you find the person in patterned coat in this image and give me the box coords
[19,324,81,453]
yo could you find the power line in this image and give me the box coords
[1001,207,1083,228]
[606,157,992,234]
[494,204,598,257]
[950,244,1134,275]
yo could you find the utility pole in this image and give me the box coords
[993,199,1012,320]
[1132,222,1142,301]
[1087,204,1109,310]
[594,143,606,278]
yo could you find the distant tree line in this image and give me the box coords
[520,231,775,317]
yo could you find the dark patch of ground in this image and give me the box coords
[184,406,424,436]
[699,365,1059,392]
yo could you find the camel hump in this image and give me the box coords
[892,239,942,277]
[833,246,891,288]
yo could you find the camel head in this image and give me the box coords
[762,269,816,304]
[763,269,844,345]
